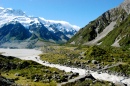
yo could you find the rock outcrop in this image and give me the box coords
[0,75,14,86]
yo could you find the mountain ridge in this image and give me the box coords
[68,0,130,47]
[0,7,80,48]
[0,7,80,35]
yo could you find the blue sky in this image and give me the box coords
[0,0,124,27]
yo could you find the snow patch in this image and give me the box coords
[39,17,80,31]
[66,35,73,38]
[0,7,4,9]
[70,41,75,44]
[6,8,13,10]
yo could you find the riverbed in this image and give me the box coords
[0,49,130,85]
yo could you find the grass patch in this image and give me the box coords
[40,45,130,76]
[0,55,71,86]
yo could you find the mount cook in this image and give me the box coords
[0,7,80,48]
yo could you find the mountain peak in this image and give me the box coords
[0,7,80,33]
[0,7,4,9]
[120,0,130,14]
[0,7,80,47]
[39,17,80,31]
[0,7,26,16]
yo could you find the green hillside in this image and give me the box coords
[67,1,130,47]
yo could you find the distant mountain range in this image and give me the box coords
[68,0,130,47]
[0,7,80,48]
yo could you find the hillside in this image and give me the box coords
[0,54,76,85]
[68,0,130,47]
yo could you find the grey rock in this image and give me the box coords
[33,78,38,82]
[15,73,20,76]
[92,60,98,64]
[114,81,126,86]
[85,74,95,80]
[0,76,14,85]
[120,0,130,14]
[109,83,113,86]
[78,56,84,59]
[87,60,91,63]
[96,64,101,69]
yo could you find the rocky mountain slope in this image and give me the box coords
[0,75,14,86]
[0,7,80,48]
[68,0,130,47]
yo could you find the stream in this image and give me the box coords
[0,49,130,86]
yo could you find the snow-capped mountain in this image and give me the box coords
[0,7,80,38]
[0,7,80,48]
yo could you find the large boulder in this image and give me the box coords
[92,60,98,64]
[85,74,96,80]
[0,76,14,85]
[114,81,127,86]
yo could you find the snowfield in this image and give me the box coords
[0,48,130,85]
[0,7,80,36]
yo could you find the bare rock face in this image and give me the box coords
[120,0,130,14]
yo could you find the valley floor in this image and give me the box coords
[0,47,130,86]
